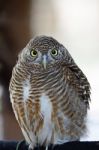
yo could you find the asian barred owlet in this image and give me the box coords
[9,36,91,149]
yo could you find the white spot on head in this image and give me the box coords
[23,78,31,101]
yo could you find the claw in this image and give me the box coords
[16,140,25,150]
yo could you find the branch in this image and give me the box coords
[0,140,99,150]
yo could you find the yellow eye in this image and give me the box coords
[51,49,58,56]
[30,49,38,57]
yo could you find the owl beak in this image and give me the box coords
[42,55,47,69]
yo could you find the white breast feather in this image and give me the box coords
[39,93,53,144]
[23,78,31,101]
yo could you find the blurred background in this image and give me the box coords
[0,0,99,141]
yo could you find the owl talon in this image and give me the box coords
[28,147,33,150]
[28,143,35,150]
[45,146,48,150]
[16,140,25,150]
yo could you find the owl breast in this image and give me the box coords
[21,68,71,145]
[10,66,87,146]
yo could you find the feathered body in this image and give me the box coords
[9,36,91,149]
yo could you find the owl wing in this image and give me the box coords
[10,100,33,144]
[11,99,44,144]
[11,99,43,131]
[63,59,91,107]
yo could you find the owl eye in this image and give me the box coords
[51,49,58,56]
[30,49,38,57]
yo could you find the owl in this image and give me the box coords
[9,36,91,150]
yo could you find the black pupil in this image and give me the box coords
[52,49,57,55]
[32,50,37,55]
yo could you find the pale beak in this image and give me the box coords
[42,55,47,69]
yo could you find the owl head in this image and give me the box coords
[18,36,71,71]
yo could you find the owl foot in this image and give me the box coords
[28,147,33,150]
[16,140,25,150]
[28,144,34,150]
[45,146,48,150]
